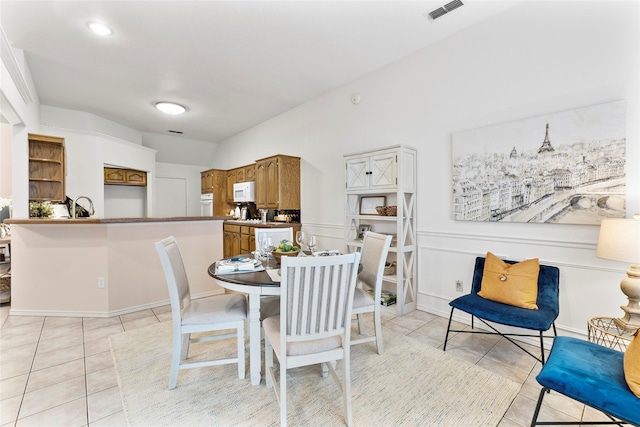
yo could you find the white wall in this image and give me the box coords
[1,40,41,218]
[0,124,11,198]
[211,1,640,338]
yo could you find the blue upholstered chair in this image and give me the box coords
[531,336,640,426]
[443,256,560,364]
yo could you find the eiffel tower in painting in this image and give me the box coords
[538,123,555,153]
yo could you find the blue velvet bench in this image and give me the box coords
[531,336,640,426]
[444,256,560,364]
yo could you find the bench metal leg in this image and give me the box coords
[531,387,629,426]
[530,387,548,427]
[443,307,455,352]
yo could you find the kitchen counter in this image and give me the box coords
[5,216,231,225]
[8,217,226,317]
[223,220,301,228]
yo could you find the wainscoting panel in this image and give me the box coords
[416,231,629,341]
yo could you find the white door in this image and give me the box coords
[156,177,187,217]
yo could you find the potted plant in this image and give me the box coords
[272,239,301,265]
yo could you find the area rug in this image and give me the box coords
[110,322,520,426]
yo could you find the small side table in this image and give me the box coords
[587,317,635,352]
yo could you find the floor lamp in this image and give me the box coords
[596,215,640,332]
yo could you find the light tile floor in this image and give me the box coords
[0,302,612,427]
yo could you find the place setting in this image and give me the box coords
[215,257,264,274]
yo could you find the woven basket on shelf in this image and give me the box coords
[385,205,397,216]
[375,206,387,216]
[384,261,396,275]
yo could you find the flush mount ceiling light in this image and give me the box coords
[86,21,113,36]
[155,102,187,115]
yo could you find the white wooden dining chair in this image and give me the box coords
[155,236,247,389]
[351,231,392,354]
[263,252,361,427]
[254,227,294,320]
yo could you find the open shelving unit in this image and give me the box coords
[344,145,417,315]
[28,133,66,202]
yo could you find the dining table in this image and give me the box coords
[208,255,280,386]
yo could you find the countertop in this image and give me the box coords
[4,216,231,225]
[224,220,301,228]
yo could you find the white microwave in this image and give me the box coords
[233,181,255,203]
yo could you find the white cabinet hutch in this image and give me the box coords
[344,145,417,315]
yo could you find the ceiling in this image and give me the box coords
[1,1,519,144]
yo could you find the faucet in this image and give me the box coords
[72,196,95,218]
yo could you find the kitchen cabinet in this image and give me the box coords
[223,224,241,257]
[345,150,397,192]
[200,169,229,215]
[223,222,302,257]
[226,169,236,203]
[28,133,66,202]
[240,225,255,254]
[243,164,255,181]
[235,167,245,183]
[255,154,300,210]
[344,145,417,315]
[234,164,255,183]
[104,168,147,186]
[201,170,213,193]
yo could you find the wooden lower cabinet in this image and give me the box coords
[223,223,301,258]
[223,224,241,257]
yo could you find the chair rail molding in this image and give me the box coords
[418,245,627,275]
[420,230,597,252]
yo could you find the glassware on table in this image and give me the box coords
[308,235,318,253]
[263,236,275,267]
[295,231,307,251]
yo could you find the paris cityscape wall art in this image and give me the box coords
[452,100,626,225]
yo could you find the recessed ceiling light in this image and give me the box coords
[87,21,113,36]
[155,102,187,115]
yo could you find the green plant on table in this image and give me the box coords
[275,240,300,252]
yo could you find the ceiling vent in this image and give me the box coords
[426,0,464,20]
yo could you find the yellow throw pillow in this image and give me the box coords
[478,252,540,309]
[624,328,640,398]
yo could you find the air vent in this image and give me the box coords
[426,0,464,20]
[444,0,464,12]
[168,129,183,134]
[428,7,447,20]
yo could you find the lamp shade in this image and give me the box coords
[596,217,640,264]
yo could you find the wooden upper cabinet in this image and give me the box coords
[200,169,229,215]
[226,169,236,203]
[254,161,267,207]
[125,170,146,186]
[255,155,300,210]
[28,133,66,202]
[201,170,214,193]
[244,164,255,182]
[104,167,147,186]
[235,167,245,183]
[104,168,127,184]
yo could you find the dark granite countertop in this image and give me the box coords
[5,216,231,225]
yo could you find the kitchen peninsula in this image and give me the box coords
[5,216,229,317]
